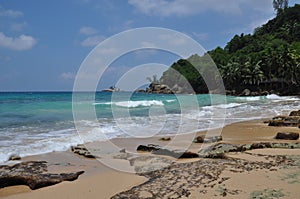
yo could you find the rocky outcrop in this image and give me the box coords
[0,161,84,190]
[112,152,297,198]
[268,115,300,127]
[289,110,300,116]
[137,144,199,159]
[198,142,300,158]
[71,144,96,158]
[146,83,173,94]
[194,135,222,143]
[275,132,299,140]
[8,154,21,161]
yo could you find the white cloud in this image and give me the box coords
[60,72,75,80]
[0,6,23,18]
[0,32,37,50]
[81,35,105,47]
[79,26,98,35]
[128,0,273,17]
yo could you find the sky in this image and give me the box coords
[0,0,298,91]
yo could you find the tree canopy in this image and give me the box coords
[159,4,300,95]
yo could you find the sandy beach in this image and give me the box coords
[1,118,300,199]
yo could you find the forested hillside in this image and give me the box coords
[159,4,300,95]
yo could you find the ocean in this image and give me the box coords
[0,92,299,163]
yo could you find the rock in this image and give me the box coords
[194,135,222,143]
[0,161,84,190]
[137,144,160,152]
[135,89,146,93]
[275,132,299,140]
[268,116,300,127]
[289,110,300,116]
[159,137,171,141]
[240,89,251,96]
[137,144,198,159]
[119,148,126,153]
[8,154,21,161]
[71,144,96,159]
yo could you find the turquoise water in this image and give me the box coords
[0,92,299,162]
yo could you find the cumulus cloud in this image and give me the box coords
[79,26,98,35]
[81,35,105,47]
[128,0,273,17]
[0,32,37,50]
[0,6,23,18]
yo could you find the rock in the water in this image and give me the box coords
[275,132,299,140]
[8,154,21,161]
[240,89,251,96]
[194,135,222,143]
[289,110,300,116]
[0,161,84,190]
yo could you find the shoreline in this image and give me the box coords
[1,118,300,198]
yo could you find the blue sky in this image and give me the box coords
[0,0,298,91]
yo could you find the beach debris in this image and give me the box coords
[194,135,222,143]
[268,115,300,127]
[159,137,171,141]
[70,144,96,159]
[136,144,199,159]
[275,132,299,140]
[0,161,84,190]
[8,154,21,161]
[289,110,300,116]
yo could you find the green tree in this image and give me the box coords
[273,0,289,14]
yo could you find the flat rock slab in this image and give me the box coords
[0,161,84,190]
[268,116,300,127]
[137,144,199,159]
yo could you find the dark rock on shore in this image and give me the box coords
[8,154,21,161]
[268,116,300,127]
[137,144,199,159]
[159,137,171,141]
[194,135,222,143]
[71,144,96,158]
[199,142,300,158]
[275,132,299,140]
[0,161,84,190]
[289,110,300,116]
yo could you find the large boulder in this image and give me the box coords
[268,116,300,127]
[275,132,299,140]
[0,161,84,190]
[289,110,300,116]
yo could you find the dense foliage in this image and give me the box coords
[160,4,300,95]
